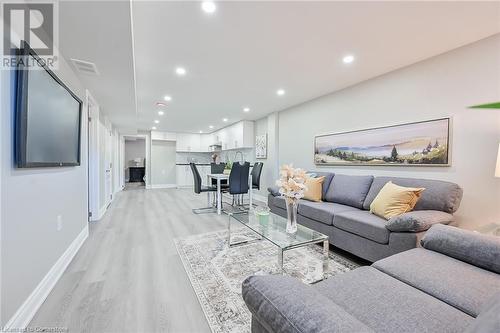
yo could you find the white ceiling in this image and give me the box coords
[59,1,500,134]
[59,0,136,131]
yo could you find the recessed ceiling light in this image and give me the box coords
[201,1,216,14]
[154,120,160,124]
[343,55,355,64]
[222,118,228,122]
[175,67,186,76]
[243,107,250,112]
[276,89,285,96]
[158,111,164,116]
[164,95,172,101]
[156,102,166,107]
[152,126,157,130]
[199,130,203,133]
[209,125,214,129]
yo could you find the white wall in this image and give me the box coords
[277,35,500,229]
[124,138,145,181]
[151,141,176,186]
[0,56,88,325]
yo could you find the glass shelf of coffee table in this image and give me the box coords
[227,210,329,281]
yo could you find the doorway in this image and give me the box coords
[124,136,146,190]
[87,91,100,221]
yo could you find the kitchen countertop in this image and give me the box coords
[176,163,211,166]
[176,163,254,166]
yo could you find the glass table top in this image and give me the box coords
[229,211,328,250]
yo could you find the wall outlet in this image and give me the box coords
[57,215,63,231]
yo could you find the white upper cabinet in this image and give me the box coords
[200,133,214,152]
[173,120,254,152]
[151,131,176,141]
[176,133,201,152]
[208,121,254,151]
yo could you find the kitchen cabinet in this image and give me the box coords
[176,164,211,187]
[151,131,176,141]
[209,120,254,151]
[176,133,201,152]
[200,133,214,152]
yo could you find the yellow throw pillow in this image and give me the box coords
[370,181,425,220]
[303,176,325,202]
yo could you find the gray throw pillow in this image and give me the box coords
[386,210,454,232]
[267,186,280,197]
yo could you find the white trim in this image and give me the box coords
[93,204,107,222]
[150,184,177,189]
[86,90,100,222]
[3,226,89,331]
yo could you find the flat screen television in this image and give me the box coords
[15,41,82,168]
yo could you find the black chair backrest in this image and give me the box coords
[251,162,263,189]
[190,163,202,194]
[211,163,226,174]
[229,162,250,195]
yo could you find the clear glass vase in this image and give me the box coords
[285,198,298,234]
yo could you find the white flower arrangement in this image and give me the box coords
[276,164,308,202]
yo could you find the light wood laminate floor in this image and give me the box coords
[30,186,233,333]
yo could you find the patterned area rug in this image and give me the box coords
[174,228,359,333]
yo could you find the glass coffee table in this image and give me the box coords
[227,211,330,281]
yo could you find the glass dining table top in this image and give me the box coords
[229,210,328,250]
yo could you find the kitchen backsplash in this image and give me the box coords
[176,148,254,164]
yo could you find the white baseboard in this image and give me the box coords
[3,225,89,330]
[150,184,177,189]
[91,204,107,222]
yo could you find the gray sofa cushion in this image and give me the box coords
[242,275,373,333]
[363,176,463,213]
[333,210,389,244]
[386,210,454,232]
[373,248,500,317]
[421,224,500,274]
[314,266,473,333]
[272,196,287,210]
[464,292,500,333]
[298,201,358,226]
[324,174,374,208]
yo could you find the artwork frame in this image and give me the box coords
[255,134,267,159]
[314,118,451,167]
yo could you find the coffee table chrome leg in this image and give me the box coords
[227,213,231,247]
[278,249,284,275]
[323,239,329,279]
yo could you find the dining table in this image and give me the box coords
[207,173,253,215]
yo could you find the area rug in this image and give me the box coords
[174,228,359,333]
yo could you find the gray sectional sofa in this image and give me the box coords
[243,224,500,333]
[268,173,463,262]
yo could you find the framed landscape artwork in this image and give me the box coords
[255,134,267,159]
[314,118,450,166]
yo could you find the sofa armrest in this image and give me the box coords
[421,224,500,274]
[386,210,454,232]
[267,186,280,197]
[242,275,372,333]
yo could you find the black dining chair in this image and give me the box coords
[210,162,227,186]
[251,162,263,190]
[190,163,217,214]
[223,162,250,213]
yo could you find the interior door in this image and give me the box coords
[87,91,100,221]
[105,126,113,204]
